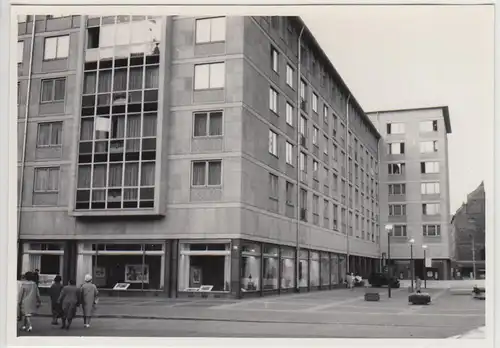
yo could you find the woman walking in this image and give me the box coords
[18,272,41,332]
[49,275,63,325]
[80,274,99,328]
[57,279,80,330]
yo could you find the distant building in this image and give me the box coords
[367,107,453,280]
[450,182,485,279]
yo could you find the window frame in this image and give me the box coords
[268,130,278,157]
[40,78,66,104]
[388,204,406,216]
[192,110,224,138]
[285,102,294,126]
[393,224,407,237]
[285,141,294,165]
[191,160,223,187]
[419,120,438,133]
[312,92,318,113]
[194,62,225,90]
[388,163,405,175]
[419,140,438,153]
[386,122,405,134]
[269,173,279,199]
[195,17,227,44]
[421,161,440,174]
[388,142,405,155]
[421,182,440,195]
[43,35,70,61]
[312,127,319,146]
[17,41,24,64]
[269,87,278,113]
[36,121,63,148]
[271,46,279,73]
[388,183,406,195]
[33,167,60,193]
[286,64,294,88]
[422,203,440,216]
[423,224,441,237]
[285,181,294,205]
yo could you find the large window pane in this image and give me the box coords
[210,17,226,42]
[140,162,155,186]
[145,66,159,89]
[37,124,51,146]
[43,37,58,60]
[195,18,211,43]
[142,113,157,137]
[98,71,112,92]
[54,79,66,101]
[92,165,107,188]
[241,250,260,292]
[194,113,207,137]
[128,67,143,90]
[208,161,221,185]
[209,63,225,89]
[77,166,92,188]
[263,256,279,290]
[41,80,53,102]
[83,72,97,94]
[124,163,139,186]
[113,69,127,91]
[194,64,209,90]
[99,25,115,47]
[192,162,206,186]
[108,163,123,187]
[209,112,223,136]
[55,36,70,58]
[127,115,141,137]
[280,246,295,289]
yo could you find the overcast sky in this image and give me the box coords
[302,5,494,214]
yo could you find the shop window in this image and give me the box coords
[280,246,295,289]
[298,250,309,288]
[330,254,339,285]
[241,243,261,292]
[320,253,330,286]
[262,245,278,291]
[178,243,231,292]
[310,252,320,287]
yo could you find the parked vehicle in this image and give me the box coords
[368,272,400,288]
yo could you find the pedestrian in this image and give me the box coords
[18,271,41,332]
[49,275,63,325]
[80,274,99,328]
[33,269,40,287]
[348,272,355,290]
[415,276,422,293]
[57,279,80,330]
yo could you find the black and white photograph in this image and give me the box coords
[2,1,495,345]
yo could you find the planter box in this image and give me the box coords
[409,293,431,305]
[365,292,380,302]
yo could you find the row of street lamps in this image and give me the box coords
[385,224,428,298]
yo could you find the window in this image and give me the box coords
[191,160,222,186]
[300,79,306,100]
[194,62,225,90]
[389,204,406,216]
[17,41,24,64]
[269,130,278,156]
[34,167,59,192]
[18,15,27,23]
[195,17,226,43]
[269,87,278,113]
[286,142,293,165]
[333,204,338,229]
[269,174,278,199]
[312,93,318,113]
[388,142,405,155]
[313,160,318,175]
[313,195,319,214]
[420,141,438,153]
[323,135,328,154]
[193,111,223,137]
[332,174,338,192]
[286,64,294,88]
[286,102,293,126]
[423,224,441,236]
[422,203,440,215]
[271,46,279,73]
[388,163,405,175]
[421,182,440,195]
[43,35,70,60]
[421,161,439,174]
[324,200,329,218]
[300,116,306,136]
[300,152,307,172]
[392,225,407,237]
[387,123,405,134]
[286,182,294,205]
[300,189,307,213]
[420,120,438,132]
[332,115,338,137]
[388,183,405,195]
[323,105,328,123]
[40,78,66,103]
[312,127,318,146]
[37,122,62,147]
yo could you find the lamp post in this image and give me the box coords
[385,224,393,298]
[409,238,415,292]
[422,245,428,289]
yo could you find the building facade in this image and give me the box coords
[367,107,452,280]
[450,182,485,279]
[16,15,382,298]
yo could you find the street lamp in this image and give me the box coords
[385,224,393,298]
[409,238,415,292]
[422,245,428,289]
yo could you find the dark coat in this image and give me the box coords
[58,285,80,320]
[49,282,63,315]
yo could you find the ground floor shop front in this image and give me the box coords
[386,258,452,281]
[18,239,381,298]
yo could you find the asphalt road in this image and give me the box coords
[16,287,485,338]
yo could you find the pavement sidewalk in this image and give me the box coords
[448,326,485,339]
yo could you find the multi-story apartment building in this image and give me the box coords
[367,107,452,280]
[16,15,381,298]
[450,182,485,279]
